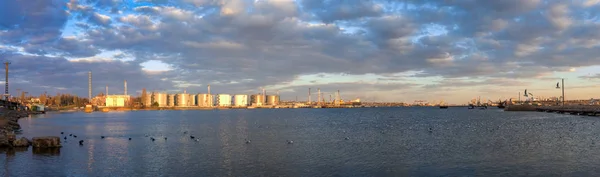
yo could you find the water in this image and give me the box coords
[2,107,600,176]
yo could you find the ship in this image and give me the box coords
[438,100,448,109]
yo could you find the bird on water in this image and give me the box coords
[79,140,84,145]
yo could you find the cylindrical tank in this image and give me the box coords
[266,95,279,105]
[167,94,175,107]
[233,95,248,106]
[197,94,213,107]
[190,94,196,106]
[250,94,265,106]
[176,93,190,107]
[155,93,167,107]
[216,94,231,106]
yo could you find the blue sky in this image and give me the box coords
[1,0,600,104]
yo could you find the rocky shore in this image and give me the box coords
[0,108,61,149]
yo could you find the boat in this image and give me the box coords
[439,105,448,109]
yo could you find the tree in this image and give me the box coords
[152,102,159,107]
[39,93,46,104]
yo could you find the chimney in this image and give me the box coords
[124,80,127,95]
[106,85,108,96]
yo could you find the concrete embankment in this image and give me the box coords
[0,108,61,149]
[503,105,539,111]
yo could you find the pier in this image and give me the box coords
[535,106,600,116]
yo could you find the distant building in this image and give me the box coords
[216,94,232,106]
[176,93,190,107]
[154,93,168,107]
[233,95,248,106]
[106,95,130,107]
[197,94,213,107]
[167,94,175,107]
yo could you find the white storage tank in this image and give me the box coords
[266,95,279,105]
[216,94,232,106]
[176,93,190,107]
[154,93,168,107]
[250,94,265,106]
[197,94,213,107]
[233,95,248,106]
[167,94,175,107]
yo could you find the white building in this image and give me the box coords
[233,95,248,106]
[216,94,232,106]
[106,95,130,107]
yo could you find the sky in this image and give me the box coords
[1,0,600,104]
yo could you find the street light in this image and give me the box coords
[556,78,565,106]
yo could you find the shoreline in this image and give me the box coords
[1,108,61,149]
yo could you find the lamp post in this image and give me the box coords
[556,78,564,106]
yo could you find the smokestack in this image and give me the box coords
[207,84,211,107]
[106,85,108,96]
[308,88,311,103]
[124,80,127,95]
[88,71,92,101]
[318,88,321,105]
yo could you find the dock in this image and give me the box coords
[535,106,600,116]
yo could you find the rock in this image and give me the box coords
[0,133,9,147]
[12,137,30,147]
[32,136,62,148]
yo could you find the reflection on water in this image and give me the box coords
[32,147,60,156]
[3,108,600,176]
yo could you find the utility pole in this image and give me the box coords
[88,71,92,102]
[557,79,565,106]
[562,78,565,106]
[4,62,10,101]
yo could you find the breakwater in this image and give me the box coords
[0,108,61,149]
[535,105,600,116]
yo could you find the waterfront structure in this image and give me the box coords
[250,94,265,106]
[197,94,213,107]
[105,95,130,107]
[167,94,175,107]
[216,94,232,106]
[266,95,279,105]
[233,94,248,106]
[190,94,196,106]
[143,92,152,106]
[176,93,190,107]
[154,93,167,107]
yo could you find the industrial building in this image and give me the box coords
[266,95,279,105]
[197,94,213,107]
[250,94,265,106]
[176,93,190,107]
[216,94,232,106]
[167,94,175,107]
[105,95,130,107]
[233,95,248,106]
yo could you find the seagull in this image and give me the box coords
[344,137,349,140]
[287,140,294,144]
[245,139,251,144]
